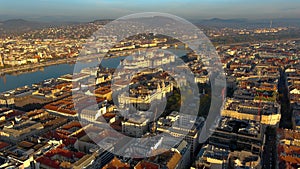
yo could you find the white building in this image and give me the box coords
[122,111,153,137]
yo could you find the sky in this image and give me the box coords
[0,0,299,22]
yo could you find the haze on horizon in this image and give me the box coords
[0,0,299,22]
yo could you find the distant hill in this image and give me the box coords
[202,18,247,23]
[0,19,74,34]
[193,18,300,28]
[0,17,299,35]
[0,19,43,29]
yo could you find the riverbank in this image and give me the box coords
[0,44,188,76]
[0,54,99,76]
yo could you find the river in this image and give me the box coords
[0,48,189,93]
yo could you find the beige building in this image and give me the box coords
[222,98,281,126]
[118,82,173,108]
[0,54,4,67]
[0,120,44,143]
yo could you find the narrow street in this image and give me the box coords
[263,126,277,169]
[278,67,292,129]
[262,67,291,169]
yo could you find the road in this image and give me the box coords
[263,126,277,169]
[278,67,292,129]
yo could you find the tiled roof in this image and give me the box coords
[36,156,60,169]
[135,161,159,169]
[167,151,181,169]
[103,157,130,169]
[0,141,10,150]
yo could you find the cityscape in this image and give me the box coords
[1,1,300,169]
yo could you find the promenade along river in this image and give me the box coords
[0,48,188,93]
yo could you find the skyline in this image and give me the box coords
[1,0,300,22]
[1,2,300,168]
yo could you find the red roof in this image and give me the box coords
[61,121,82,130]
[135,161,159,169]
[0,141,10,150]
[36,157,60,169]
